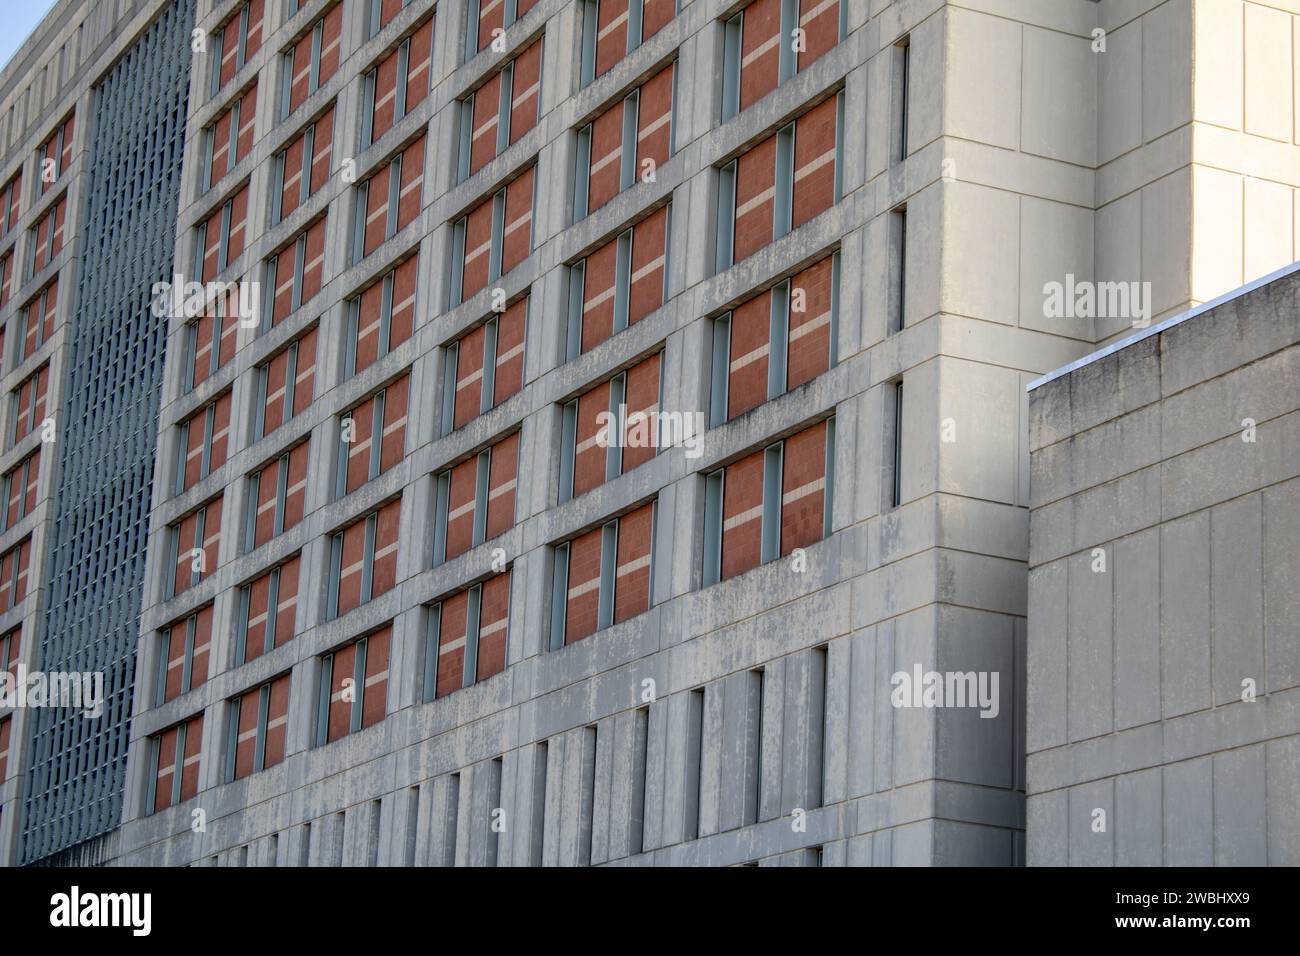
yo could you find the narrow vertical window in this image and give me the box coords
[890,206,907,333]
[893,37,910,163]
[715,160,737,273]
[720,13,742,121]
[702,469,724,586]
[891,380,904,509]
[573,125,592,222]
[709,312,731,428]
[684,688,705,839]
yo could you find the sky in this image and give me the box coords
[0,0,60,74]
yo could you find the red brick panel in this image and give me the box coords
[309,104,334,194]
[235,85,257,165]
[564,527,603,644]
[641,0,675,40]
[326,640,357,742]
[636,63,674,178]
[243,556,299,663]
[469,71,502,175]
[587,105,623,214]
[283,441,309,531]
[21,277,59,360]
[242,565,274,663]
[1,171,21,236]
[371,499,400,598]
[199,499,223,582]
[0,254,12,308]
[396,134,425,231]
[179,713,204,802]
[475,0,505,53]
[336,516,366,616]
[3,449,39,527]
[319,4,343,82]
[509,39,543,146]
[179,405,209,493]
[727,292,771,420]
[389,253,417,351]
[799,0,840,67]
[405,19,434,114]
[486,431,519,539]
[595,0,629,78]
[476,571,510,681]
[172,511,199,596]
[211,106,234,185]
[453,323,486,429]
[502,165,534,274]
[369,41,402,142]
[302,216,326,302]
[373,0,406,33]
[12,365,49,443]
[293,327,318,415]
[572,379,611,497]
[1,628,19,682]
[614,501,653,623]
[780,420,827,554]
[361,626,391,728]
[32,197,67,273]
[581,238,618,352]
[232,684,260,779]
[219,0,263,89]
[38,114,75,191]
[210,391,233,475]
[732,136,775,262]
[345,394,377,494]
[792,95,838,228]
[444,457,478,560]
[622,352,660,472]
[190,605,213,689]
[740,0,781,111]
[353,274,385,373]
[628,204,668,326]
[0,539,29,612]
[152,726,179,812]
[263,673,290,767]
[380,375,409,473]
[226,185,249,264]
[162,619,188,703]
[362,161,391,256]
[516,0,540,16]
[461,196,494,300]
[435,590,469,698]
[721,450,764,579]
[252,457,279,548]
[286,27,314,113]
[494,295,527,404]
[786,255,834,390]
[279,125,308,219]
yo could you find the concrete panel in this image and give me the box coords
[1160,512,1212,719]
[1210,494,1265,707]
[1163,756,1213,866]
[1213,745,1267,865]
[1114,767,1163,865]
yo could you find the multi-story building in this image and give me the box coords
[0,0,1295,866]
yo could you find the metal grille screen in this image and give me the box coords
[20,0,192,864]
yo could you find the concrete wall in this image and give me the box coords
[1026,263,1300,866]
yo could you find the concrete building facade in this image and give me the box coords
[0,0,1296,866]
[1025,262,1300,866]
